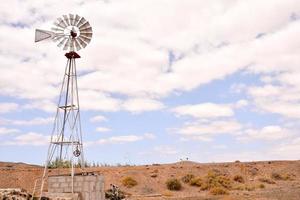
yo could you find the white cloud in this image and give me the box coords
[0,0,298,115]
[0,127,19,136]
[79,90,121,112]
[175,119,242,136]
[122,98,165,113]
[0,117,53,126]
[238,125,292,141]
[95,127,111,132]
[0,103,19,113]
[271,137,300,159]
[172,103,234,119]
[96,135,143,145]
[90,115,107,123]
[88,132,155,146]
[2,132,49,146]
[235,99,249,108]
[153,146,178,155]
[143,133,156,139]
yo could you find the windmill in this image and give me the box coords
[34,14,92,196]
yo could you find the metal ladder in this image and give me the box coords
[31,178,43,200]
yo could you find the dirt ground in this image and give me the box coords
[0,160,300,200]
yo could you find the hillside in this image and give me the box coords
[0,160,300,200]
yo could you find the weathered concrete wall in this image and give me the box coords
[48,175,104,200]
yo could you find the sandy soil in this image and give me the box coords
[0,160,300,200]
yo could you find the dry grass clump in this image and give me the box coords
[166,178,182,191]
[206,171,232,189]
[258,177,275,184]
[209,186,229,195]
[190,177,203,187]
[271,172,294,181]
[122,177,138,188]
[233,175,244,183]
[189,170,232,195]
[244,185,255,191]
[181,174,195,183]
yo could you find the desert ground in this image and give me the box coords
[0,160,300,200]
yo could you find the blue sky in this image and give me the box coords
[0,0,300,165]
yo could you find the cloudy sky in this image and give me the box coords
[0,0,300,165]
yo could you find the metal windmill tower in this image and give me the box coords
[34,14,92,194]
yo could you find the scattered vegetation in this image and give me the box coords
[187,170,232,195]
[244,185,255,191]
[181,174,195,183]
[258,183,265,189]
[105,189,126,200]
[121,177,138,188]
[271,172,294,181]
[233,175,245,183]
[190,177,203,187]
[209,186,229,195]
[166,178,182,191]
[48,159,72,169]
[258,177,275,184]
[206,170,232,189]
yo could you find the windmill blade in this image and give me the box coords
[51,27,64,32]
[77,17,87,28]
[57,17,67,28]
[53,18,67,29]
[63,37,72,50]
[35,29,55,42]
[77,37,88,48]
[74,38,82,51]
[52,35,64,42]
[79,22,90,30]
[79,27,92,33]
[80,32,93,38]
[79,35,91,44]
[63,15,71,26]
[74,14,81,26]
[69,14,75,25]
[57,37,68,47]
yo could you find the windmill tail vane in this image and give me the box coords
[34,14,93,196]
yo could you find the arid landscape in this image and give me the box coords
[1,160,300,200]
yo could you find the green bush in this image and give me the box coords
[166,178,182,191]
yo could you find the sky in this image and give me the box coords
[0,0,300,165]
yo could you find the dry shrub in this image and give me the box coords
[206,171,232,189]
[166,178,182,191]
[245,185,255,191]
[258,183,265,189]
[210,186,229,195]
[258,177,275,184]
[233,175,244,183]
[190,177,203,187]
[181,174,195,183]
[271,172,294,181]
[122,177,138,188]
[271,172,282,180]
